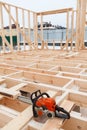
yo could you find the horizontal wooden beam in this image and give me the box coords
[10,71,70,87]
[37,8,73,16]
[0,87,20,98]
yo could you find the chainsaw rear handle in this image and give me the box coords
[55,105,70,119]
[31,90,50,117]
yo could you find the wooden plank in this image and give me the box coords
[14,71,70,87]
[28,11,30,44]
[41,14,43,46]
[0,113,12,128]
[28,119,43,130]
[47,90,57,97]
[79,0,86,49]
[9,83,28,91]
[69,92,87,106]
[16,7,20,51]
[33,13,38,50]
[0,97,29,112]
[76,0,81,50]
[22,9,26,50]
[66,11,69,51]
[37,8,73,16]
[8,5,13,50]
[62,116,87,130]
[0,3,5,53]
[0,87,20,98]
[71,10,74,50]
[0,94,3,99]
[0,78,5,83]
[2,106,33,130]
[0,31,13,51]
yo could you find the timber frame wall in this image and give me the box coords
[0,0,87,52]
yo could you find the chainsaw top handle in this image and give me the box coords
[31,89,50,103]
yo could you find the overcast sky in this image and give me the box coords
[0,0,77,27]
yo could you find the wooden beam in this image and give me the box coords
[71,10,74,50]
[9,83,28,91]
[11,71,70,87]
[40,14,44,49]
[2,106,33,130]
[41,14,43,41]
[16,7,20,51]
[28,11,30,44]
[76,0,81,50]
[0,3,5,53]
[62,32,76,50]
[69,92,87,107]
[79,0,86,49]
[0,31,13,51]
[76,0,86,50]
[62,116,87,130]
[33,13,38,50]
[37,8,73,16]
[0,94,3,99]
[66,11,69,51]
[0,87,20,98]
[22,9,26,50]
[8,5,13,50]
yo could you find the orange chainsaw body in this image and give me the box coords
[36,97,56,112]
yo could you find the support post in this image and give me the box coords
[8,5,13,50]
[66,11,69,51]
[22,9,26,50]
[16,7,20,51]
[76,0,86,50]
[71,10,74,50]
[33,13,38,50]
[28,10,30,49]
[79,0,86,49]
[41,14,43,49]
[0,3,5,53]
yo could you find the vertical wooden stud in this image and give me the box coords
[16,7,20,51]
[41,14,43,42]
[76,0,81,50]
[33,13,38,50]
[22,9,26,50]
[71,10,74,50]
[0,3,5,53]
[66,11,69,51]
[28,11,30,42]
[8,5,13,50]
[80,0,86,49]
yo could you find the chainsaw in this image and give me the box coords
[18,90,70,119]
